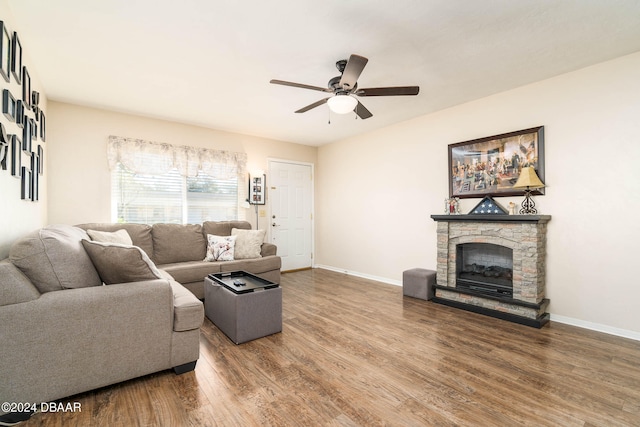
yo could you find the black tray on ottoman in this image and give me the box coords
[207,271,279,294]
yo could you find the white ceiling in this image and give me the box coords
[7,0,640,146]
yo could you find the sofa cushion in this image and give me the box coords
[82,240,163,285]
[77,223,154,259]
[157,260,221,285]
[219,255,282,275]
[152,223,206,265]
[9,225,102,293]
[202,220,251,237]
[204,235,236,261]
[231,228,265,259]
[87,229,133,245]
[0,260,41,306]
[169,280,204,332]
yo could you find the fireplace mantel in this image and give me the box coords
[431,214,551,328]
[430,214,551,223]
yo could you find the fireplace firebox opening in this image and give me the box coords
[456,243,513,298]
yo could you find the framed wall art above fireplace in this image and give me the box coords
[448,126,545,199]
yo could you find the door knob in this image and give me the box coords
[272,223,279,227]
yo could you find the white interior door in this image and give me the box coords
[268,160,313,271]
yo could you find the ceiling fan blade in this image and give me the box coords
[354,100,373,120]
[356,86,420,96]
[270,79,332,93]
[339,54,368,90]
[295,98,330,113]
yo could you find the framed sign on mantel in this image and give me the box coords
[448,126,545,199]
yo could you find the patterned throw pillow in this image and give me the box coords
[204,234,236,262]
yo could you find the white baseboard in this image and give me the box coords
[314,264,402,287]
[549,314,640,342]
[313,265,640,342]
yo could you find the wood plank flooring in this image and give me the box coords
[20,269,640,426]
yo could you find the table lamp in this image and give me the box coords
[512,166,545,214]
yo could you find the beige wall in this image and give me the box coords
[46,102,317,227]
[0,2,48,259]
[317,51,640,336]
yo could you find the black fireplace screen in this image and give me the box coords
[456,243,513,297]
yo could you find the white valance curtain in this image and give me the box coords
[107,135,247,179]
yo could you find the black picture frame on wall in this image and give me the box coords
[0,122,7,170]
[39,110,46,141]
[11,31,21,83]
[0,141,6,170]
[11,134,21,177]
[29,117,37,141]
[21,166,31,200]
[22,116,31,152]
[31,151,39,201]
[37,144,43,175]
[0,21,10,83]
[22,66,31,109]
[448,126,545,199]
[15,100,24,128]
[2,89,16,121]
[248,174,266,205]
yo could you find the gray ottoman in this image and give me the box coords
[204,277,282,344]
[402,268,436,301]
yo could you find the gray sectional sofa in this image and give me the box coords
[0,220,280,420]
[76,220,281,299]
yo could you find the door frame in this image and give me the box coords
[267,158,315,269]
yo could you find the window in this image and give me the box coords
[108,136,246,224]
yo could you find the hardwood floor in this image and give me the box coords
[21,269,640,426]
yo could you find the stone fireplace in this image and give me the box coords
[430,214,551,327]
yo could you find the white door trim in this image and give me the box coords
[267,158,315,269]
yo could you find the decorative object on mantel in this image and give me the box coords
[444,197,460,215]
[508,201,516,215]
[448,126,545,199]
[512,166,545,214]
[468,196,508,215]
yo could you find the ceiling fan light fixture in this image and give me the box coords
[327,94,358,114]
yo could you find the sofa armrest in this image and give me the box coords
[261,242,277,257]
[0,279,174,405]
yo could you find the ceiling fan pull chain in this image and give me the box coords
[328,108,331,125]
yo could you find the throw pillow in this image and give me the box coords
[9,225,102,293]
[231,228,265,259]
[204,234,236,262]
[81,240,163,285]
[87,229,133,245]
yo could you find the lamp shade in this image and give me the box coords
[327,94,358,114]
[512,166,545,189]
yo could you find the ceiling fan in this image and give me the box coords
[270,54,419,120]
